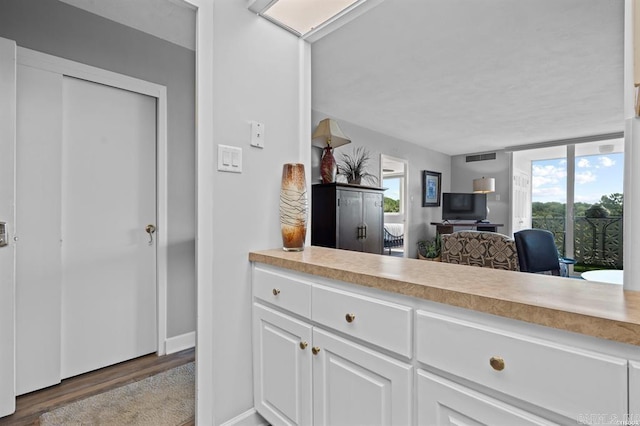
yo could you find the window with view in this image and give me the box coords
[530,141,624,272]
[383,176,403,214]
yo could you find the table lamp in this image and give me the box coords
[312,119,351,184]
[473,176,495,220]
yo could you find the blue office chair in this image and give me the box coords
[514,229,576,277]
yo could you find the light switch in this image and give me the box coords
[218,144,242,173]
[250,121,264,148]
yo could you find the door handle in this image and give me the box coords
[145,224,156,245]
[0,222,7,247]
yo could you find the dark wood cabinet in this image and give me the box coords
[430,222,505,234]
[312,183,384,254]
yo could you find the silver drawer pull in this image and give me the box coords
[272,288,280,296]
[345,313,356,323]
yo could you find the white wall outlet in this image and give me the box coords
[250,121,264,148]
[218,144,242,173]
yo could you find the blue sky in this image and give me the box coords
[532,153,624,204]
[383,176,401,200]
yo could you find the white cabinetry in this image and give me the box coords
[252,266,412,426]
[253,303,312,426]
[631,361,640,417]
[417,370,555,426]
[252,263,635,426]
[416,310,628,422]
[312,328,411,426]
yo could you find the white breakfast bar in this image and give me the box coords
[250,246,640,426]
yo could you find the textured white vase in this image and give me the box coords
[280,163,308,251]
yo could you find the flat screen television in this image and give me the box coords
[442,193,487,221]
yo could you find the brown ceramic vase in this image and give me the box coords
[280,163,308,251]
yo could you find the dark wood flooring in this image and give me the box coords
[0,348,195,426]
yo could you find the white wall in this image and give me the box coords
[450,150,510,234]
[312,111,451,257]
[206,1,305,423]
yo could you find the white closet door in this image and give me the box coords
[0,37,17,417]
[15,64,63,395]
[61,76,157,379]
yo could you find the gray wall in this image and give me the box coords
[312,111,452,258]
[0,0,196,337]
[450,150,511,235]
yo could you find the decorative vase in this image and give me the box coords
[320,146,336,184]
[280,163,308,251]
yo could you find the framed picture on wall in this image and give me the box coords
[422,170,441,207]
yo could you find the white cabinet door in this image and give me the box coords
[631,361,640,417]
[253,303,312,426]
[417,370,556,426]
[312,328,412,426]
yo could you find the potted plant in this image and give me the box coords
[417,234,441,261]
[337,146,378,185]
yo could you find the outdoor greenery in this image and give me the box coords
[384,197,400,213]
[531,193,624,272]
[532,193,623,218]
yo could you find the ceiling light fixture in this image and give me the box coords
[248,0,383,40]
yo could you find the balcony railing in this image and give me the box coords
[531,216,623,269]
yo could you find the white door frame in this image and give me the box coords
[16,47,170,356]
[185,0,215,424]
[380,154,410,257]
[0,37,17,418]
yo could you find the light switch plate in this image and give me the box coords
[218,144,242,173]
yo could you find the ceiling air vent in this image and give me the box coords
[466,153,497,163]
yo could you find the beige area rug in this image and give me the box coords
[40,362,195,426]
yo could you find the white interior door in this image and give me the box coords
[512,168,531,235]
[0,37,16,418]
[61,76,157,379]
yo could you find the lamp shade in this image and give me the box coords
[473,177,495,193]
[311,118,351,149]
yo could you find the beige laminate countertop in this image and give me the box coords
[249,246,640,346]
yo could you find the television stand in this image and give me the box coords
[430,221,504,235]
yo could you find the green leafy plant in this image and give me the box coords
[417,234,441,259]
[337,146,378,185]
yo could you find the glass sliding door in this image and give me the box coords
[516,139,624,275]
[573,140,624,272]
[529,147,569,257]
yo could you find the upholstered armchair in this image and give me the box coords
[441,231,519,271]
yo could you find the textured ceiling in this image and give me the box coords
[311,0,624,156]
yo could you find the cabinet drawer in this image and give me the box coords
[253,267,311,318]
[416,311,627,420]
[417,370,555,426]
[312,284,412,357]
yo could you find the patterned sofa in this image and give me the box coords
[441,230,519,271]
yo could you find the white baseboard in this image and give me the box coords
[220,408,268,426]
[164,331,196,354]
